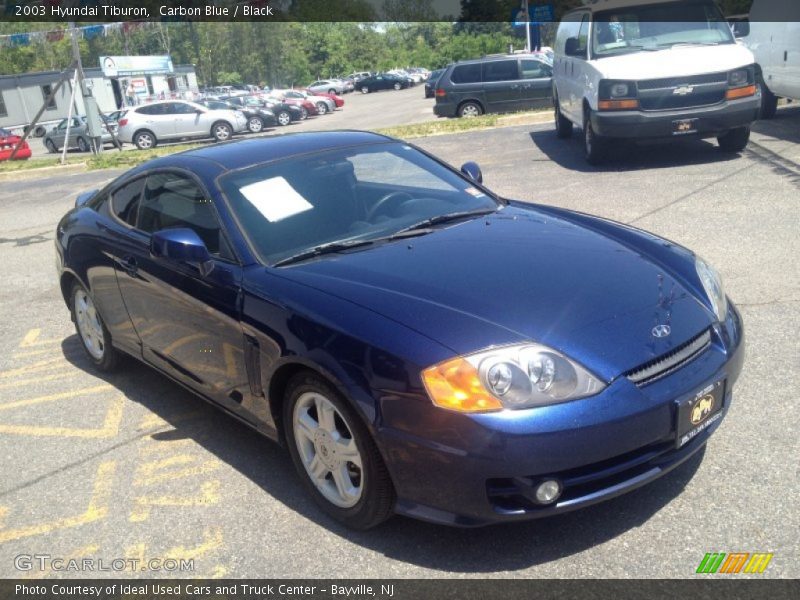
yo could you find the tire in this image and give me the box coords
[45,139,57,154]
[247,116,264,133]
[393,82,402,91]
[133,130,156,150]
[71,281,120,372]
[717,126,750,153]
[276,111,292,126]
[299,107,308,120]
[361,86,369,94]
[212,121,233,142]
[284,372,395,530]
[759,81,778,120]
[583,108,607,165]
[34,125,46,138]
[77,137,89,152]
[328,88,336,95]
[458,101,483,118]
[554,96,573,139]
[316,102,328,116]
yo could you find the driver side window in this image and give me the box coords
[136,173,233,260]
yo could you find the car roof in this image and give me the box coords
[143,131,396,172]
[565,0,685,14]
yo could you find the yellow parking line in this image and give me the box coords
[0,385,111,411]
[0,371,82,391]
[0,461,116,544]
[0,358,67,379]
[129,480,220,522]
[134,458,219,487]
[0,396,124,438]
[164,527,224,560]
[18,329,63,349]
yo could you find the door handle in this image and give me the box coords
[119,255,138,276]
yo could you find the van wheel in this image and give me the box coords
[717,127,750,153]
[583,110,607,165]
[759,82,778,119]
[555,98,573,139]
[458,102,482,118]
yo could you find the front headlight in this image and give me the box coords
[728,69,749,87]
[695,256,727,322]
[422,344,605,413]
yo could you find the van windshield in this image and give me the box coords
[592,1,734,57]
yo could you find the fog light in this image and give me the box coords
[535,479,562,504]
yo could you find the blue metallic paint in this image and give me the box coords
[56,132,744,527]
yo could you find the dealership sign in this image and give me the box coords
[100,55,174,77]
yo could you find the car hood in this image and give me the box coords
[594,44,754,80]
[274,206,714,381]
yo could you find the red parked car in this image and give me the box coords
[269,94,317,119]
[0,128,32,161]
[301,89,345,108]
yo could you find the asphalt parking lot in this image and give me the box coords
[26,86,437,159]
[0,104,798,579]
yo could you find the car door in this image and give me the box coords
[135,104,175,139]
[49,119,68,148]
[67,118,85,147]
[166,102,206,137]
[519,58,554,109]
[481,59,522,113]
[555,11,588,121]
[113,170,250,410]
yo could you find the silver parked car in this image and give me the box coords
[43,116,118,153]
[116,100,248,150]
[307,79,345,95]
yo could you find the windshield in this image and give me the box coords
[220,143,499,265]
[592,1,734,57]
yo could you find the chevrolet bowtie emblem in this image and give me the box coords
[673,85,695,95]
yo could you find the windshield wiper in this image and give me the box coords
[395,208,497,234]
[272,229,433,267]
[659,41,720,48]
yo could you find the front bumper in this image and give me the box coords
[378,304,744,526]
[591,96,759,140]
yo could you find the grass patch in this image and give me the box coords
[86,143,203,170]
[375,108,549,140]
[0,156,84,173]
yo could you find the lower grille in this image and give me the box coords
[625,329,712,386]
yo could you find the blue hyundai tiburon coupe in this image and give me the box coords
[56,132,743,528]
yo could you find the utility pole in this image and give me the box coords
[524,0,532,52]
[69,21,104,153]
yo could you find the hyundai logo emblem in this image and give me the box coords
[652,324,671,338]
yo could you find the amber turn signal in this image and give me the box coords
[598,99,639,110]
[422,357,503,413]
[725,85,757,100]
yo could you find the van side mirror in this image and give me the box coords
[150,228,214,276]
[460,161,483,184]
[731,20,749,38]
[565,37,583,57]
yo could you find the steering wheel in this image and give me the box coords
[366,191,414,222]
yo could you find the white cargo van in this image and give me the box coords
[735,0,800,118]
[552,0,760,164]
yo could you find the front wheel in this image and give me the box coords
[71,282,120,372]
[759,83,778,120]
[316,102,328,115]
[284,372,395,530]
[247,116,264,133]
[77,137,90,152]
[212,121,233,142]
[717,126,750,153]
[276,110,292,126]
[555,98,573,139]
[583,110,607,165]
[45,139,57,154]
[328,88,337,95]
[361,86,369,94]
[393,82,401,91]
[299,107,308,120]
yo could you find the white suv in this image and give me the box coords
[117,100,248,150]
[552,0,760,164]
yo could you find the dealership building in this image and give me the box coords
[0,58,199,134]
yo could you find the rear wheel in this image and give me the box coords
[759,81,778,119]
[717,126,750,153]
[71,282,120,372]
[555,96,573,139]
[45,139,57,153]
[328,88,336,95]
[458,101,482,118]
[77,137,89,152]
[284,372,395,530]
[361,86,369,94]
[316,102,328,115]
[299,107,308,120]
[393,82,402,91]
[133,130,156,150]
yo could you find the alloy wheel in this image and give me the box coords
[277,112,291,126]
[135,132,154,150]
[292,392,364,508]
[214,123,232,141]
[74,289,105,360]
[248,117,263,133]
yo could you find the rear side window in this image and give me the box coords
[521,59,551,79]
[450,64,482,84]
[136,104,163,116]
[111,178,145,227]
[483,60,520,82]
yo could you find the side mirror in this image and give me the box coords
[731,20,749,38]
[460,161,483,184]
[565,37,583,57]
[150,228,214,276]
